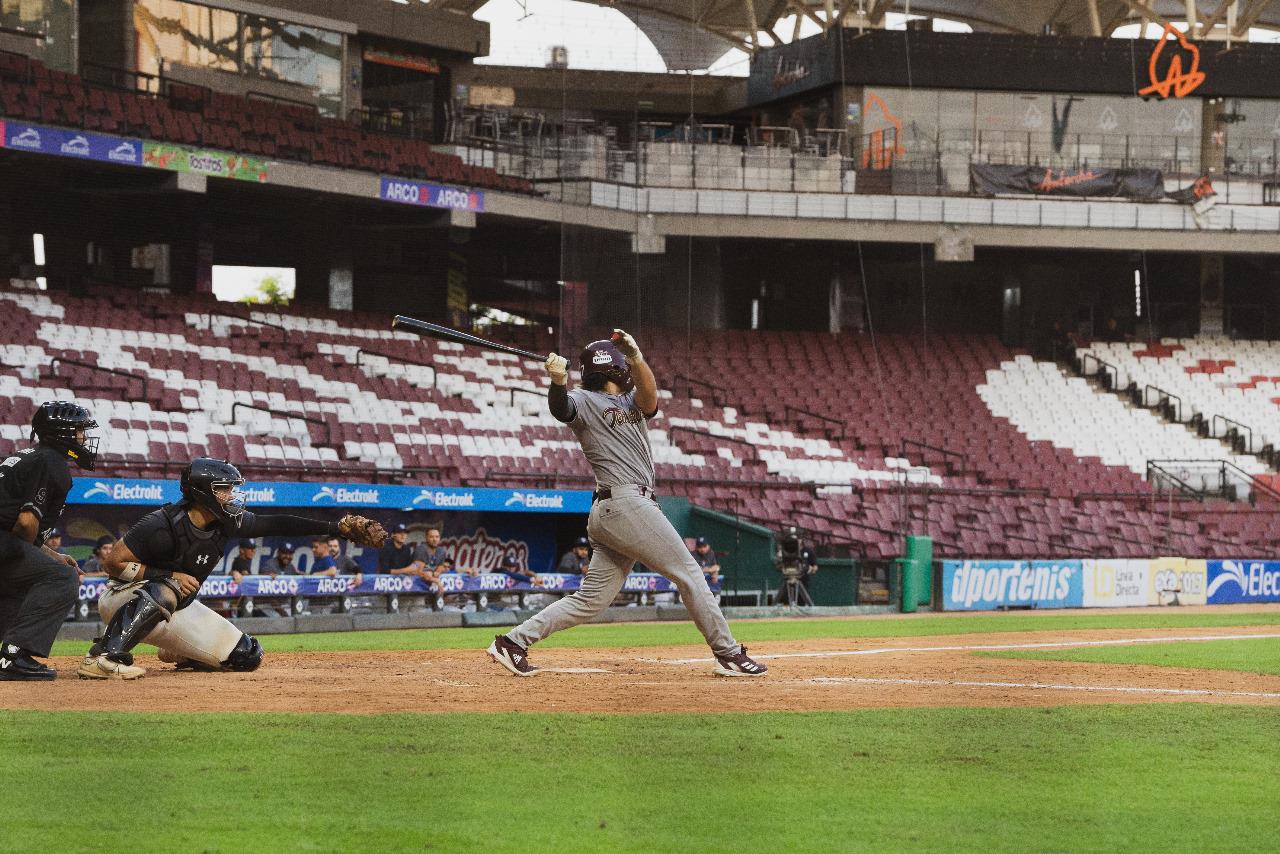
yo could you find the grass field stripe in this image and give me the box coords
[648,632,1280,664]
[801,676,1280,700]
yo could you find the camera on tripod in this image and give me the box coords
[775,525,813,606]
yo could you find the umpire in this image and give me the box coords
[0,402,100,680]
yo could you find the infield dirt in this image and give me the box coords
[7,623,1279,714]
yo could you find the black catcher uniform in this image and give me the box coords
[0,402,99,681]
[79,458,385,679]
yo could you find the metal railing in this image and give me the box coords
[355,347,437,389]
[509,387,542,407]
[47,357,149,400]
[901,439,967,475]
[1147,459,1280,504]
[1211,415,1256,454]
[1142,384,1184,422]
[350,104,432,140]
[1079,353,1119,390]
[784,404,846,441]
[675,374,730,406]
[230,402,332,445]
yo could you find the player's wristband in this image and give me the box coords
[119,562,143,582]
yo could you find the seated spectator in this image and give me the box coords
[691,537,720,585]
[414,527,452,588]
[265,542,299,576]
[230,539,256,583]
[308,537,338,576]
[416,526,449,568]
[380,524,419,575]
[45,529,63,553]
[80,536,114,578]
[329,536,362,587]
[557,537,590,574]
[494,554,541,586]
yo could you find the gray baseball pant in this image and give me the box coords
[508,489,740,657]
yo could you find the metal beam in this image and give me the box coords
[1197,0,1236,34]
[743,0,762,49]
[1120,0,1178,32]
[1232,0,1275,34]
[1087,0,1104,34]
[868,0,896,25]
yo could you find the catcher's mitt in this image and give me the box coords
[338,514,388,548]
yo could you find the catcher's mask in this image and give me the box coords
[579,340,633,393]
[181,457,246,524]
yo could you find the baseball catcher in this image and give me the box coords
[78,458,387,680]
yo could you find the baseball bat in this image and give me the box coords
[391,315,547,362]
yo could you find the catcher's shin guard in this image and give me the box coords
[89,582,174,664]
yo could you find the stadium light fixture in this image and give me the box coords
[1134,268,1142,318]
[32,233,45,267]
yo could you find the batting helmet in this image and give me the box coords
[31,401,99,471]
[579,340,634,393]
[180,457,246,524]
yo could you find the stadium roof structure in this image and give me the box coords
[446,0,1280,70]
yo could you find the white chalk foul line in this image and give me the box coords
[645,633,1280,665]
[540,667,611,674]
[800,676,1280,700]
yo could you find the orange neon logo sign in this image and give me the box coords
[1137,22,1205,99]
[862,92,905,169]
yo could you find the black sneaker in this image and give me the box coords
[713,645,768,677]
[0,642,56,681]
[487,634,538,677]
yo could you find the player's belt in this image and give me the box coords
[592,485,655,502]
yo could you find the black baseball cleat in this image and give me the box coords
[487,634,539,677]
[0,643,56,681]
[713,645,768,677]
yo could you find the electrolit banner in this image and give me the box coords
[942,560,1085,611]
[70,478,590,513]
[380,177,485,212]
[1206,560,1280,604]
[76,572,713,602]
[1,121,143,165]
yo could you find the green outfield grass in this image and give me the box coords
[3,705,1275,853]
[986,636,1280,676]
[49,607,1280,657]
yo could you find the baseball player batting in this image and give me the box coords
[78,457,387,680]
[487,329,767,677]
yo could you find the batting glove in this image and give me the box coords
[612,329,642,362]
[545,352,569,385]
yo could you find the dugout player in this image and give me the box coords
[0,402,99,681]
[487,331,766,677]
[77,457,388,680]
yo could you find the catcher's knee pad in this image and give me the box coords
[91,579,178,663]
[222,633,263,672]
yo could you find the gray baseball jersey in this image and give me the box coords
[566,388,655,490]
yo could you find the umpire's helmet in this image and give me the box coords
[31,401,99,471]
[579,340,633,393]
[180,458,246,524]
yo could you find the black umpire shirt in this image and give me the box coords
[0,445,72,546]
[123,502,338,591]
